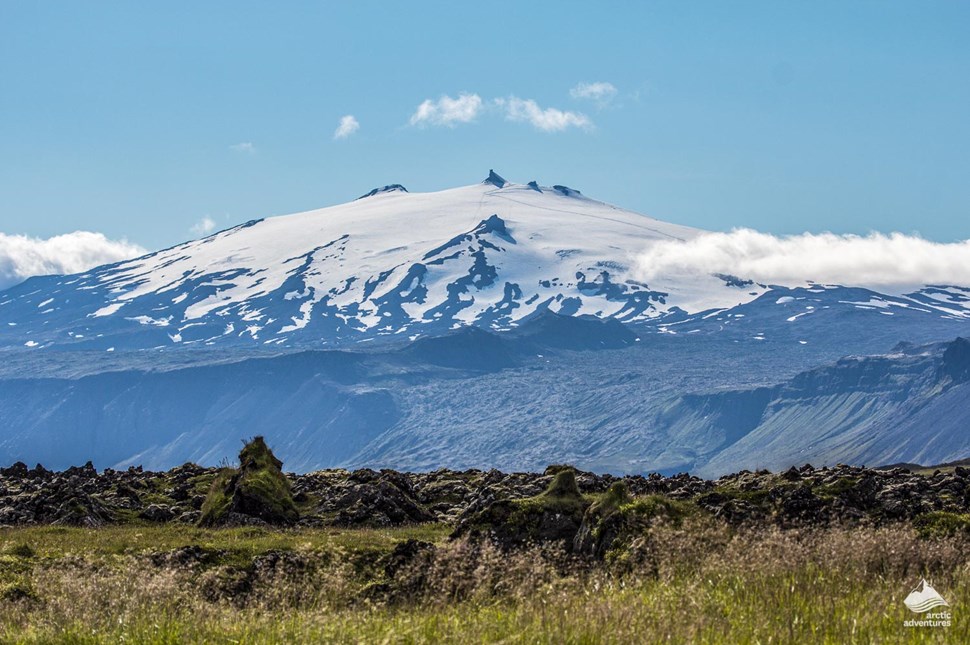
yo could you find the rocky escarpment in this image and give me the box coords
[2,458,970,535]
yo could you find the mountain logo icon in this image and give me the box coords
[904,578,949,613]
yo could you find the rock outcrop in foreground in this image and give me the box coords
[198,437,299,527]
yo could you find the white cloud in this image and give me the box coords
[333,115,360,140]
[229,142,255,154]
[570,81,618,104]
[635,229,970,290]
[190,216,216,236]
[499,97,592,132]
[409,93,483,127]
[0,232,145,291]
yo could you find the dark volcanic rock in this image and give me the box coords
[325,471,436,527]
[381,539,436,579]
[140,504,176,523]
[2,456,970,534]
[50,492,113,528]
[0,462,28,479]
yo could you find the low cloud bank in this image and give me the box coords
[0,231,145,291]
[635,229,970,290]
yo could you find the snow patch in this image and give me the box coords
[126,315,172,327]
[92,303,125,317]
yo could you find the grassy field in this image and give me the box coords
[0,520,966,644]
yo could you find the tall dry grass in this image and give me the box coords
[1,521,967,643]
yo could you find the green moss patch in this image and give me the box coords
[813,477,858,499]
[914,511,970,538]
[617,494,697,526]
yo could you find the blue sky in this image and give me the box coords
[2,1,969,251]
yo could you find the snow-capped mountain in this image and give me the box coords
[0,171,749,350]
[2,170,969,351]
[2,171,970,475]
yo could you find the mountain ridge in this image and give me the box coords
[2,173,968,353]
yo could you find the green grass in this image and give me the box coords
[1,517,968,643]
[902,458,970,476]
[7,575,965,644]
[618,493,697,524]
[0,523,450,562]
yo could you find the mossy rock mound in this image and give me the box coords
[453,468,590,549]
[573,481,631,557]
[575,485,698,558]
[199,437,298,527]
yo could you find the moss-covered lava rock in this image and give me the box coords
[573,481,631,557]
[452,468,591,549]
[199,437,299,526]
[574,483,700,559]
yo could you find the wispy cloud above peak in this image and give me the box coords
[499,97,592,132]
[334,115,360,140]
[570,81,618,105]
[409,93,483,127]
[190,216,216,237]
[407,91,593,133]
[229,142,255,154]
